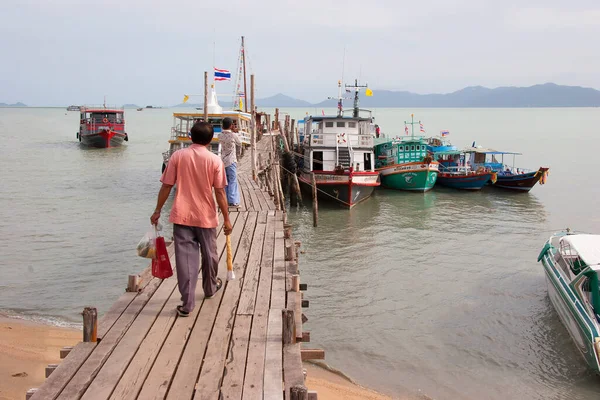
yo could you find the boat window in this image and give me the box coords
[325,122,334,128]
[348,122,356,128]
[416,145,420,150]
[337,122,345,128]
[312,151,323,171]
[398,146,403,151]
[411,145,415,151]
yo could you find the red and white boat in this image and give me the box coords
[77,106,128,148]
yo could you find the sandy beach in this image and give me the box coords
[0,317,80,400]
[0,316,400,400]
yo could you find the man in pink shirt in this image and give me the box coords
[151,122,232,317]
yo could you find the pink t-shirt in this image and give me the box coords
[161,144,227,228]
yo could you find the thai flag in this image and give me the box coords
[405,125,409,135]
[441,130,449,137]
[419,122,425,133]
[214,68,231,81]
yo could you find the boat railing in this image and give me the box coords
[310,131,372,148]
[80,104,124,111]
[169,127,251,146]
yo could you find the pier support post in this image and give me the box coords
[283,224,292,239]
[250,74,257,181]
[285,242,295,261]
[290,385,308,400]
[311,172,318,227]
[292,275,300,292]
[60,346,73,359]
[45,364,58,378]
[282,309,295,345]
[26,389,38,400]
[82,307,98,343]
[126,275,139,292]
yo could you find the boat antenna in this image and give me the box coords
[242,36,248,113]
[345,79,367,118]
[212,28,216,86]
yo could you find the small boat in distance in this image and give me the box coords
[137,108,143,111]
[78,104,128,148]
[374,115,439,192]
[67,105,81,111]
[433,150,495,190]
[298,79,380,208]
[538,231,600,374]
[466,146,549,192]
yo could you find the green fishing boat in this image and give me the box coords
[538,231,600,373]
[374,114,439,192]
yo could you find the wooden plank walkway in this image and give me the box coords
[31,137,314,400]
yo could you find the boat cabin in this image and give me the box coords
[374,137,430,169]
[302,116,375,173]
[464,147,527,175]
[550,234,600,318]
[80,108,124,125]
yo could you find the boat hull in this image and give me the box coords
[377,162,439,192]
[540,245,600,373]
[493,167,549,192]
[298,171,379,208]
[436,172,492,190]
[80,131,126,148]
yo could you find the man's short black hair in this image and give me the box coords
[222,117,233,130]
[190,122,214,145]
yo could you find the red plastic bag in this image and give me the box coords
[152,227,173,279]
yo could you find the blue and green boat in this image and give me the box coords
[538,231,600,373]
[374,115,439,192]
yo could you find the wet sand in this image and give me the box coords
[0,317,80,400]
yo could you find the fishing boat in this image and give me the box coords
[137,108,143,111]
[432,150,496,190]
[67,105,80,111]
[161,37,251,172]
[297,80,380,208]
[466,146,549,192]
[538,231,600,373]
[77,103,128,148]
[374,115,439,192]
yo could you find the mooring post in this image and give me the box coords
[311,172,318,227]
[45,364,58,378]
[60,346,73,359]
[292,275,300,292]
[82,307,98,342]
[26,389,38,400]
[283,223,292,239]
[290,385,308,400]
[126,275,139,292]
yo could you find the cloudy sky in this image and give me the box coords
[1,0,598,105]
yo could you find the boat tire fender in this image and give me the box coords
[103,118,109,123]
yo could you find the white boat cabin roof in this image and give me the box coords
[560,234,600,267]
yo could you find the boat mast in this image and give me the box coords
[404,113,417,139]
[345,79,367,118]
[337,80,343,117]
[242,36,248,113]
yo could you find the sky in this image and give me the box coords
[1,0,599,106]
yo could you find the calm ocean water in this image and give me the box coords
[1,107,599,399]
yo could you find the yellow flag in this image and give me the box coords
[183,95,189,103]
[365,88,373,97]
[239,98,243,110]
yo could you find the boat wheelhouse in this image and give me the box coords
[77,106,128,148]
[427,135,457,154]
[374,115,439,192]
[538,232,600,373]
[298,80,380,208]
[162,86,251,172]
[432,149,495,190]
[465,146,549,192]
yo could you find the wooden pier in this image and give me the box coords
[29,134,321,399]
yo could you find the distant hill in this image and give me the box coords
[314,83,600,108]
[0,102,26,107]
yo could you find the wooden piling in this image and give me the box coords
[285,242,295,261]
[82,307,97,343]
[45,364,58,378]
[311,172,318,227]
[282,310,295,345]
[292,275,300,292]
[26,388,38,400]
[283,223,292,239]
[290,385,308,400]
[250,74,257,181]
[126,275,139,292]
[60,346,73,359]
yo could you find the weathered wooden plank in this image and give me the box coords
[96,292,137,342]
[81,277,178,400]
[271,214,286,311]
[283,343,305,400]
[192,212,258,400]
[30,343,96,400]
[165,212,250,400]
[57,277,164,399]
[300,349,325,361]
[241,213,275,399]
[220,315,252,400]
[263,309,284,400]
[108,283,181,400]
[236,217,267,315]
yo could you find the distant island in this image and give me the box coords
[0,102,27,107]
[172,83,600,108]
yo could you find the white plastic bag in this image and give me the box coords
[137,225,161,259]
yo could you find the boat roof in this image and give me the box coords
[561,234,600,267]
[173,111,251,119]
[81,108,123,113]
[462,147,521,155]
[374,136,426,146]
[307,116,371,122]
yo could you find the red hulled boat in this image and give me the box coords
[77,106,128,148]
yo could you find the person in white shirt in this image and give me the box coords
[219,117,242,206]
